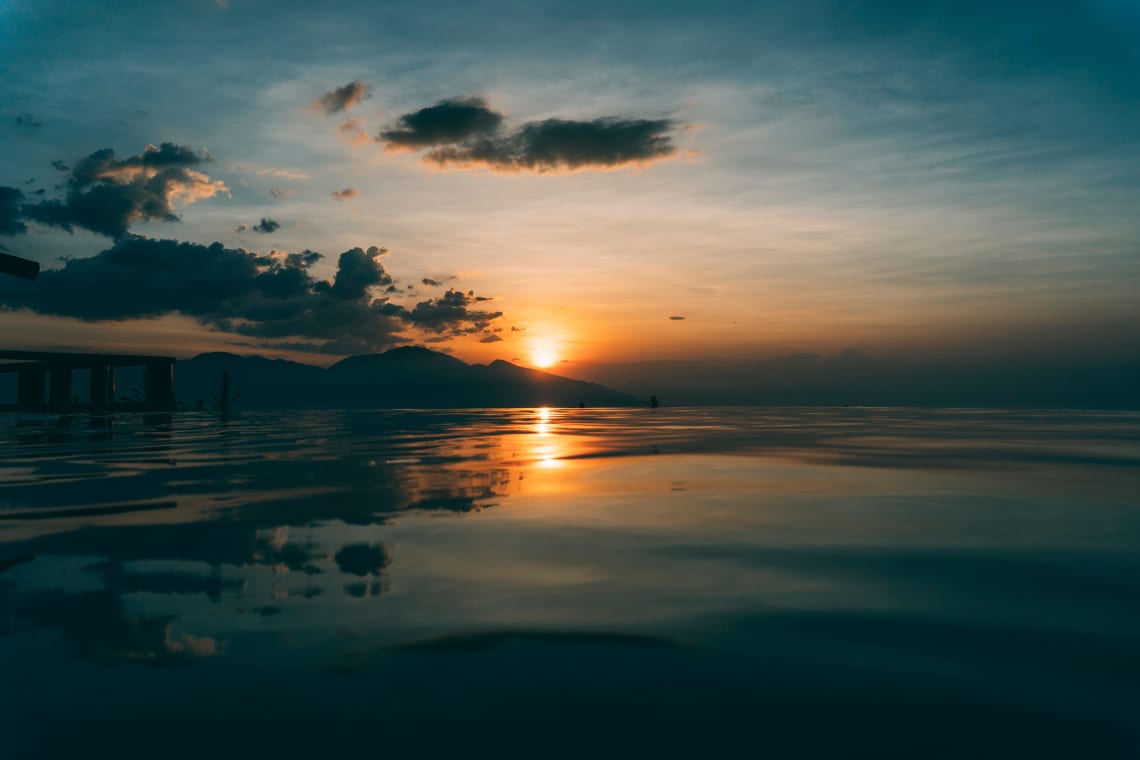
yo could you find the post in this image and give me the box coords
[90,364,113,409]
[16,365,46,410]
[145,359,174,409]
[49,366,73,408]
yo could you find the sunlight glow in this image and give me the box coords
[532,346,559,368]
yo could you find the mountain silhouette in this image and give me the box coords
[176,347,640,409]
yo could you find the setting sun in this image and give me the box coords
[532,347,559,368]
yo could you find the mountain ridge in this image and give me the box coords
[175,347,641,409]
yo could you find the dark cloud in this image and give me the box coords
[327,245,391,299]
[479,334,503,343]
[510,325,525,332]
[315,80,371,115]
[379,97,677,172]
[331,187,357,201]
[669,315,685,320]
[51,160,69,172]
[13,113,41,132]
[429,117,676,172]
[421,277,442,287]
[0,186,28,235]
[334,543,390,577]
[406,289,503,335]
[0,239,500,352]
[15,143,225,239]
[379,96,504,149]
[252,217,280,234]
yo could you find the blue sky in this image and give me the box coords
[1,0,1138,373]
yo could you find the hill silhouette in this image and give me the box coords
[176,347,640,409]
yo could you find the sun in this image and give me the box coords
[532,347,559,368]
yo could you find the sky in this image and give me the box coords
[1,0,1138,396]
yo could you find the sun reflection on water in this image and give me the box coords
[532,406,563,466]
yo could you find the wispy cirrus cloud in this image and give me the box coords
[256,167,309,181]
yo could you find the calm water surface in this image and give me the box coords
[2,408,1139,757]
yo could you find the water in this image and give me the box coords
[2,408,1138,757]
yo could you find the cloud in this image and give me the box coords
[13,113,41,132]
[0,186,28,235]
[331,187,357,201]
[234,223,248,233]
[479,334,503,343]
[334,543,390,576]
[379,96,504,149]
[429,118,677,172]
[314,80,371,115]
[16,143,226,239]
[378,97,677,172]
[338,118,371,146]
[14,589,221,667]
[252,217,280,234]
[421,277,442,287]
[256,167,309,180]
[269,187,296,200]
[0,238,501,352]
[669,315,685,320]
[326,245,391,299]
[406,289,503,335]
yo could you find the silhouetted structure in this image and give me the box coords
[0,350,175,412]
[0,251,39,281]
[210,369,241,417]
[650,395,659,410]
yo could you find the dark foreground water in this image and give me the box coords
[1,407,1138,757]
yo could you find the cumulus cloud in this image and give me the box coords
[0,186,28,234]
[252,217,280,234]
[0,238,502,352]
[380,96,504,149]
[15,143,226,238]
[479,334,503,343]
[378,97,677,172]
[326,245,391,299]
[315,80,371,115]
[406,289,502,335]
[421,277,442,287]
[331,187,357,201]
